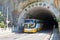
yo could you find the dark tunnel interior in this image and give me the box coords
[25,7,58,30]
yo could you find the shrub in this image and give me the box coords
[0,21,6,28]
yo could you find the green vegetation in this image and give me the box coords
[0,11,6,28]
[0,21,6,28]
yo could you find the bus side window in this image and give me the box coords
[36,23,40,28]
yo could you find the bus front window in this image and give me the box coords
[24,23,35,28]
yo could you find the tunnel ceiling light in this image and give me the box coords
[39,3,42,5]
[47,6,50,9]
[43,4,46,6]
[25,9,27,11]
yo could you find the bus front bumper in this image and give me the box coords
[24,29,37,33]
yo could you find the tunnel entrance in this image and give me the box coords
[17,2,60,32]
[24,7,58,30]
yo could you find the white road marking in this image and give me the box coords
[50,34,54,40]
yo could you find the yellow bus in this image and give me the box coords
[23,19,43,33]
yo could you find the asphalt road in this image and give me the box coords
[0,30,52,40]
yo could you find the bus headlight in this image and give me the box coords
[24,24,28,28]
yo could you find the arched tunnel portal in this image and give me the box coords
[17,2,59,32]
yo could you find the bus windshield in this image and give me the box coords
[24,23,35,28]
[24,19,35,23]
[24,19,43,29]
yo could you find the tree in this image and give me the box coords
[0,11,6,28]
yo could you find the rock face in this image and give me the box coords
[54,0,60,10]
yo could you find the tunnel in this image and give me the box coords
[23,7,58,30]
[17,2,59,32]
